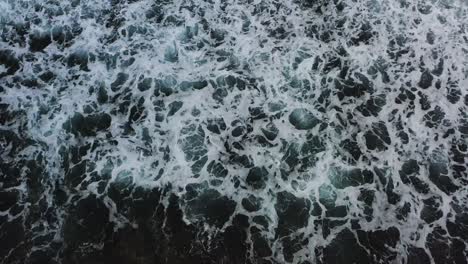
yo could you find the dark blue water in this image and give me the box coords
[1,0,468,263]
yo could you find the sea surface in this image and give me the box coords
[1,0,468,263]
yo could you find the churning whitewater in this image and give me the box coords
[1,0,468,263]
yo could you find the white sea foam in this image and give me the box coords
[1,0,468,263]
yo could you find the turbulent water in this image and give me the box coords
[1,0,468,263]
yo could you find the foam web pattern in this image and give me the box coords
[1,0,468,263]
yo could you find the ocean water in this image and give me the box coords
[1,0,468,263]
